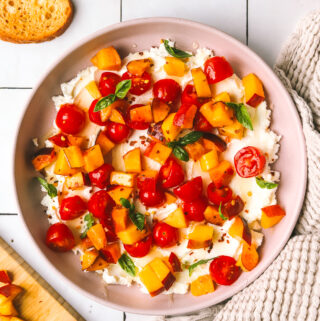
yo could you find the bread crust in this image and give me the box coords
[0,0,73,43]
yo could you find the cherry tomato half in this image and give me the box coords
[139,188,165,208]
[222,195,244,220]
[194,112,213,132]
[204,56,234,84]
[126,104,150,130]
[181,84,201,107]
[209,256,241,285]
[207,183,233,205]
[159,157,185,189]
[89,163,114,189]
[88,99,108,126]
[59,196,87,220]
[46,223,75,252]
[124,235,152,258]
[98,72,121,97]
[234,146,266,178]
[105,121,131,143]
[88,190,115,219]
[153,222,179,248]
[182,195,208,222]
[153,79,181,103]
[121,71,152,96]
[56,104,86,135]
[48,133,69,147]
[173,176,203,202]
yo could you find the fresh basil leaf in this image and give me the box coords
[188,258,216,276]
[173,145,189,162]
[37,177,57,198]
[94,94,116,112]
[256,177,278,189]
[115,79,132,99]
[128,211,145,231]
[163,40,193,58]
[118,253,136,277]
[226,102,253,130]
[80,213,95,239]
[178,131,203,146]
[120,197,131,209]
[219,202,228,221]
[167,141,178,149]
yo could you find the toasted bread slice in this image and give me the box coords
[0,0,73,43]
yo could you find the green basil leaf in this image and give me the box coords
[163,40,193,58]
[120,197,131,209]
[188,257,216,276]
[167,141,178,149]
[178,131,203,146]
[256,177,279,189]
[173,146,189,162]
[128,211,145,231]
[118,253,136,277]
[37,177,57,198]
[219,202,228,221]
[80,213,95,239]
[226,102,253,130]
[115,79,132,99]
[94,94,116,112]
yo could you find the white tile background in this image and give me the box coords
[0,1,319,320]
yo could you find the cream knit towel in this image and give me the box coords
[159,10,320,321]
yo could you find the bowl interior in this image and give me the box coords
[14,18,306,315]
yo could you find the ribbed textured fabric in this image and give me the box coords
[161,10,320,321]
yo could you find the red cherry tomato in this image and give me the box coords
[48,133,69,147]
[55,104,86,135]
[181,84,201,107]
[121,71,152,96]
[124,235,152,258]
[46,223,75,252]
[98,72,121,96]
[182,195,207,222]
[209,256,241,285]
[105,121,131,143]
[153,79,181,103]
[159,157,185,189]
[59,196,87,220]
[194,112,213,132]
[139,188,165,208]
[88,99,108,126]
[88,190,115,219]
[222,195,244,220]
[207,183,233,205]
[153,222,179,248]
[100,216,118,242]
[89,163,114,189]
[173,176,203,202]
[137,174,158,193]
[204,56,234,84]
[126,104,150,130]
[234,146,266,178]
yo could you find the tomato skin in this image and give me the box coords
[105,121,131,143]
[207,183,233,205]
[46,223,75,252]
[204,56,234,84]
[182,196,208,222]
[159,157,185,189]
[126,104,150,130]
[89,163,114,189]
[139,188,165,208]
[173,176,203,202]
[88,99,108,126]
[209,256,241,285]
[56,104,86,135]
[194,112,213,132]
[153,79,181,103]
[181,84,201,107]
[124,235,152,258]
[48,133,69,147]
[98,72,121,96]
[153,222,179,248]
[88,190,115,219]
[234,146,266,178]
[59,196,87,220]
[168,252,182,272]
[121,71,152,96]
[223,195,244,219]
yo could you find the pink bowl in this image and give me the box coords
[14,18,306,315]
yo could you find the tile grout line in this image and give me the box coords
[0,213,18,216]
[246,0,249,46]
[0,87,32,90]
[120,0,123,22]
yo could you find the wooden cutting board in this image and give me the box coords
[0,237,85,321]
